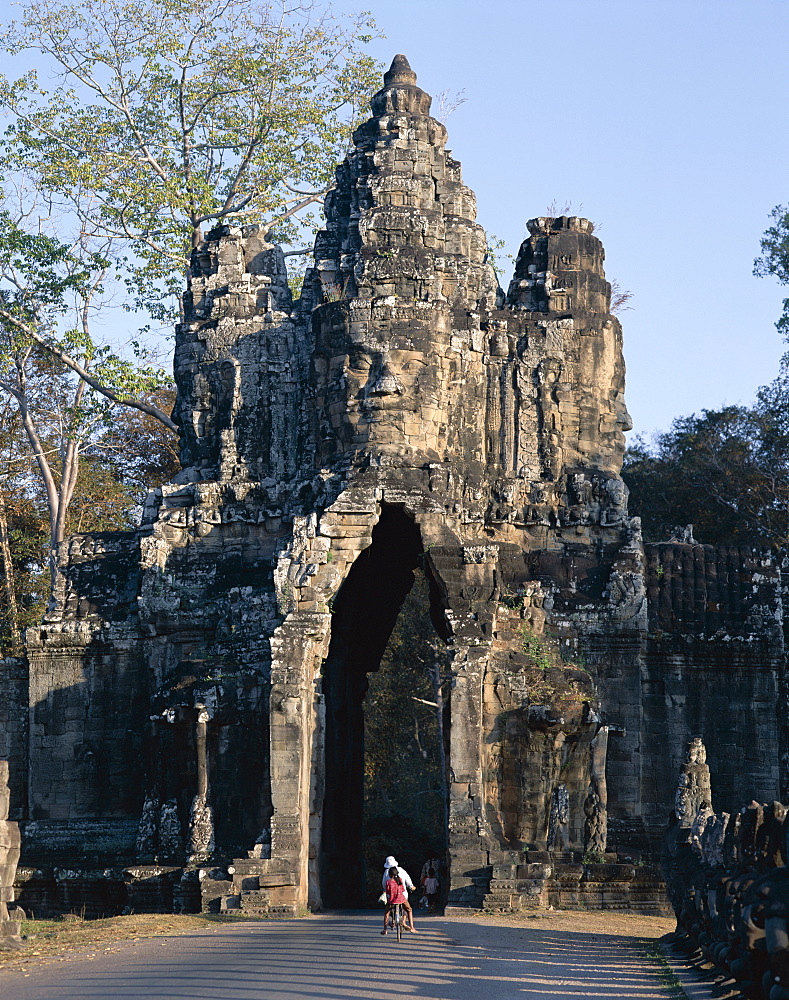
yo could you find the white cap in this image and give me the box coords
[384,855,398,869]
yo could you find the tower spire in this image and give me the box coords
[383,54,417,87]
[370,53,432,117]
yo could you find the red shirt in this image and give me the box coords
[386,878,407,905]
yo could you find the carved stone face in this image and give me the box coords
[314,315,456,460]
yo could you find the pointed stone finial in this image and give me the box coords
[370,54,432,118]
[384,54,417,88]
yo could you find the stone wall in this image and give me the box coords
[639,544,784,841]
[24,532,147,856]
[483,854,670,915]
[0,659,27,822]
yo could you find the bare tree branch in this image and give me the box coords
[0,308,178,431]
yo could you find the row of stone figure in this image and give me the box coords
[663,797,789,1000]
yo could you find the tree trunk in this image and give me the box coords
[0,490,21,650]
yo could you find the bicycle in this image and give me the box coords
[391,901,403,942]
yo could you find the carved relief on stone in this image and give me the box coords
[675,736,713,828]
[700,810,729,867]
[547,783,570,851]
[524,481,556,525]
[602,568,646,623]
[584,726,610,856]
[312,313,461,464]
[536,358,563,481]
[601,476,628,526]
[0,761,23,950]
[521,582,548,635]
[136,794,159,857]
[689,801,714,855]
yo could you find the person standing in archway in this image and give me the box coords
[423,867,439,912]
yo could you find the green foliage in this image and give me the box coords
[622,399,789,547]
[0,0,382,321]
[582,849,606,864]
[363,569,449,902]
[0,486,49,653]
[485,233,512,283]
[89,388,180,505]
[0,371,179,648]
[0,204,176,604]
[286,269,305,303]
[0,211,104,319]
[643,940,685,998]
[755,204,789,336]
[64,455,140,533]
[499,591,524,610]
[520,626,553,671]
[517,622,593,706]
[0,212,172,408]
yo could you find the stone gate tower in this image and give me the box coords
[7,56,785,916]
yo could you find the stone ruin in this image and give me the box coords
[0,761,23,949]
[0,55,785,917]
[663,738,789,1000]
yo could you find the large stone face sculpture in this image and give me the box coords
[12,55,787,917]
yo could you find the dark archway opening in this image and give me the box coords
[319,504,450,909]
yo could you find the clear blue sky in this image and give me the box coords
[335,0,789,438]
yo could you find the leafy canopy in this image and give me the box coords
[0,0,381,320]
[622,393,789,548]
[755,204,789,336]
[0,211,173,424]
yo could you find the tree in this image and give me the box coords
[0,0,381,615]
[0,0,381,322]
[0,212,176,429]
[0,210,176,578]
[0,483,49,654]
[0,396,49,651]
[622,402,789,548]
[90,387,181,513]
[0,381,180,652]
[755,204,789,336]
[638,205,789,547]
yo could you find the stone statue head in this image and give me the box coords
[312,302,459,463]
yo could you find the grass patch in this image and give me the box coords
[448,908,676,939]
[645,939,686,997]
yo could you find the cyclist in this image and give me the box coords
[382,866,417,934]
[381,855,416,897]
[381,855,417,932]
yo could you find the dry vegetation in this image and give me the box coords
[0,912,260,973]
[445,908,676,940]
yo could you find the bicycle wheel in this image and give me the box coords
[395,903,402,942]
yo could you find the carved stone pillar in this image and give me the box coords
[0,761,23,950]
[584,725,610,855]
[187,705,214,861]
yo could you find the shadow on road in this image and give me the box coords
[3,911,673,1000]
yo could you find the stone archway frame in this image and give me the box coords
[266,486,501,911]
